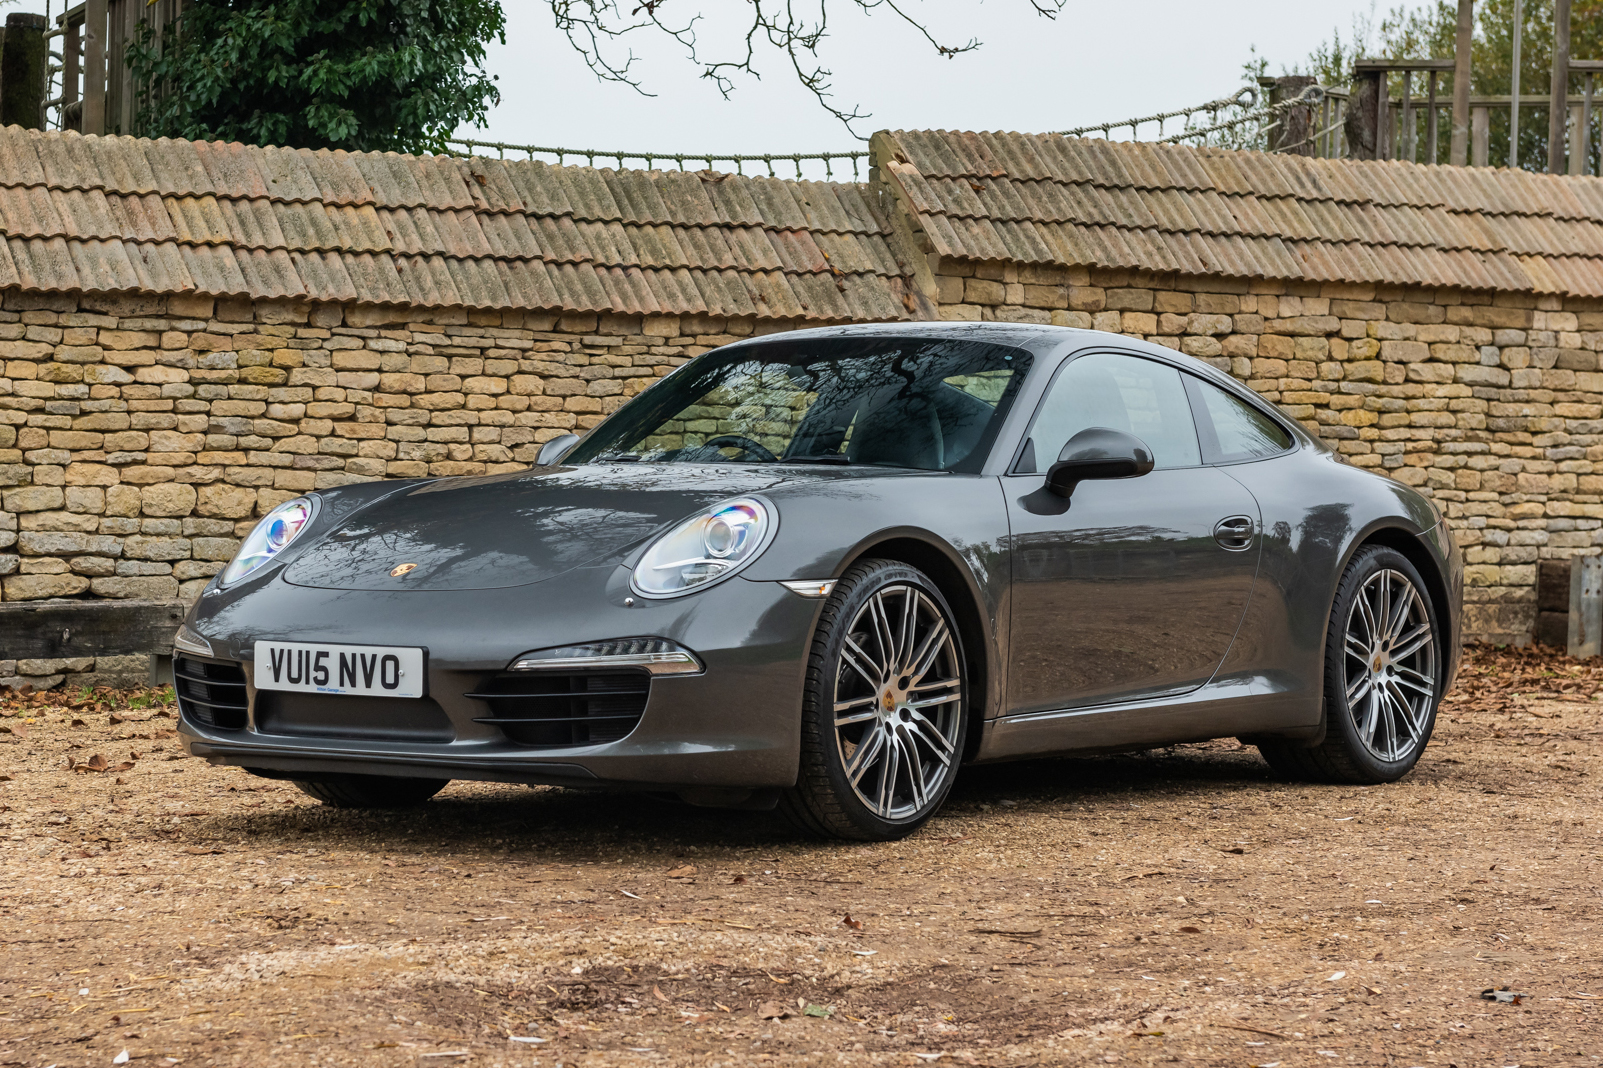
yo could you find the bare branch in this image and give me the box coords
[545,0,1066,137]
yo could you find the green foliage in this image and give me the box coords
[128,0,506,154]
[1287,0,1603,168]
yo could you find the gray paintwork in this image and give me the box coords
[178,324,1464,791]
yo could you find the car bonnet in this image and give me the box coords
[282,465,811,592]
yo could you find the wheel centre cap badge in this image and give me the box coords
[882,691,896,712]
[390,562,418,577]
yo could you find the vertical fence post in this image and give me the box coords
[1511,0,1523,167]
[1585,73,1595,175]
[0,13,48,129]
[1451,0,1474,165]
[1400,69,1414,161]
[1472,106,1490,164]
[1427,70,1440,162]
[1570,555,1602,659]
[1268,75,1316,154]
[62,12,81,131]
[83,0,106,134]
[1346,69,1388,160]
[1549,0,1571,173]
[1570,104,1584,174]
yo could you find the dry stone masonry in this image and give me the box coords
[0,289,786,604]
[922,261,1596,643]
[5,123,1603,646]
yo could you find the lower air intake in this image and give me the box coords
[466,672,648,748]
[175,655,249,730]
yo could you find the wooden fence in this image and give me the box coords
[44,0,185,137]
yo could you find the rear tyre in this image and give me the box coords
[294,775,448,808]
[1259,544,1442,784]
[779,559,968,841]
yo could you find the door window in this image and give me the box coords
[1187,377,1294,464]
[1017,351,1202,472]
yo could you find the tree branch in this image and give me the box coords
[545,0,1066,138]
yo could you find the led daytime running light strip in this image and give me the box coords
[511,638,702,676]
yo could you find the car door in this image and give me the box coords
[1004,351,1261,713]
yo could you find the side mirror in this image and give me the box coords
[1045,427,1155,499]
[536,433,580,466]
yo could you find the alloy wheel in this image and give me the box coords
[831,584,964,821]
[1342,568,1438,762]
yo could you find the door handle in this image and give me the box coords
[1213,515,1255,551]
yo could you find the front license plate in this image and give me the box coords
[253,641,425,699]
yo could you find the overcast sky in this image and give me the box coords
[457,0,1387,170]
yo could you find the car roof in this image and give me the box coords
[723,322,1240,388]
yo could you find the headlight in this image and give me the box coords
[631,496,775,598]
[221,497,315,586]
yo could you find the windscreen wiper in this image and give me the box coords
[780,455,851,465]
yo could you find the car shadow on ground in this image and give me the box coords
[195,742,1318,858]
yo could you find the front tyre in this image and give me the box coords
[780,559,968,841]
[294,775,449,809]
[1259,544,1442,784]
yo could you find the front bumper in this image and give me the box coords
[177,562,821,790]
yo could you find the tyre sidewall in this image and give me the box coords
[805,561,969,839]
[1323,546,1443,781]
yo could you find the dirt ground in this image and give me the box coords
[2,644,1601,1068]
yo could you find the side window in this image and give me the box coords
[1017,352,1201,472]
[1188,378,1294,463]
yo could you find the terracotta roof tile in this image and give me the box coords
[0,120,930,319]
[876,130,1603,297]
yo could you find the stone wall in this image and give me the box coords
[928,258,1603,644]
[4,264,1601,644]
[1,653,151,691]
[0,289,791,605]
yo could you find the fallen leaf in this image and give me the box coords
[618,889,642,900]
[802,1003,833,1018]
[0,773,12,782]
[1179,926,1203,934]
[1326,971,1346,982]
[971,927,1042,936]
[1220,846,1246,854]
[71,717,86,727]
[841,913,863,930]
[731,874,747,884]
[653,984,670,1003]
[757,1001,789,1020]
[183,846,225,855]
[665,864,697,878]
[113,1051,130,1065]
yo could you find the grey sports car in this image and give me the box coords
[176,323,1462,841]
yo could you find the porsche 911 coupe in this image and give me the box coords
[176,323,1462,840]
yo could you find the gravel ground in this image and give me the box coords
[2,644,1601,1068]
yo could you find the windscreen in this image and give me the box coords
[566,337,1032,473]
